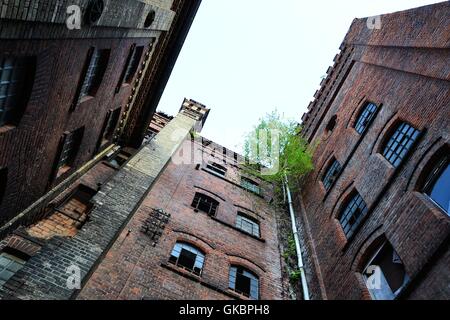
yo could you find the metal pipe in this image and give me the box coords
[284,175,310,300]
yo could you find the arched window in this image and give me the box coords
[169,242,205,276]
[191,193,219,216]
[338,192,368,239]
[0,55,36,128]
[322,158,342,191]
[362,241,409,300]
[229,265,259,300]
[325,115,337,133]
[354,102,378,134]
[382,122,421,167]
[422,153,449,215]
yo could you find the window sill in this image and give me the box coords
[160,262,240,300]
[0,124,16,135]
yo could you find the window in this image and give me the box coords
[99,108,121,148]
[56,185,96,221]
[362,241,409,300]
[105,150,132,169]
[0,55,36,127]
[355,102,378,134]
[191,193,219,216]
[206,162,227,177]
[169,242,205,276]
[423,154,449,215]
[236,213,260,237]
[0,168,6,207]
[0,249,29,287]
[241,177,261,195]
[322,158,342,191]
[382,122,421,168]
[325,115,337,133]
[73,48,110,107]
[229,266,259,300]
[54,127,84,176]
[338,192,368,239]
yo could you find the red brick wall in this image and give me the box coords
[296,3,450,300]
[79,141,285,300]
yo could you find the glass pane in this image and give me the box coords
[429,163,450,214]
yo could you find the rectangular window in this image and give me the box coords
[0,56,36,127]
[206,162,227,177]
[169,242,205,276]
[241,177,261,195]
[0,250,29,287]
[73,48,110,107]
[99,108,121,149]
[0,168,6,207]
[55,127,84,176]
[355,102,378,134]
[116,45,144,92]
[338,192,368,239]
[236,213,260,237]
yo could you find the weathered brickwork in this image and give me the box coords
[0,0,201,237]
[78,122,286,300]
[297,2,449,300]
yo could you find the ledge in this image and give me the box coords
[160,263,240,300]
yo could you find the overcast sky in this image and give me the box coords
[157,0,443,153]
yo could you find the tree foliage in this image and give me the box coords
[242,110,314,190]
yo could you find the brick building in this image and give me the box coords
[296,2,449,300]
[0,0,204,299]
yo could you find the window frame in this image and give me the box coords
[422,154,450,215]
[0,167,7,207]
[0,55,36,128]
[72,48,110,109]
[381,122,421,168]
[229,265,259,300]
[338,192,369,239]
[322,158,342,191]
[97,107,121,151]
[362,241,410,300]
[236,212,260,238]
[241,177,261,195]
[354,102,378,134]
[0,248,29,287]
[168,242,205,276]
[191,192,219,216]
[53,127,85,178]
[206,162,227,177]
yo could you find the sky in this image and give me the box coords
[157,0,443,153]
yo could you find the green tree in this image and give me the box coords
[242,110,314,191]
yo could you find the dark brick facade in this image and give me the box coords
[296,2,449,300]
[0,0,201,236]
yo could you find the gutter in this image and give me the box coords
[284,176,310,300]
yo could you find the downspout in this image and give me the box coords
[284,175,310,300]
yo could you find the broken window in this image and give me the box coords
[55,184,96,225]
[355,102,378,134]
[206,162,227,177]
[423,154,450,215]
[169,242,205,276]
[338,192,368,239]
[382,122,421,168]
[362,241,410,300]
[322,158,342,191]
[191,193,219,216]
[236,213,260,237]
[229,266,259,300]
[0,55,36,127]
[241,177,261,195]
[0,248,29,287]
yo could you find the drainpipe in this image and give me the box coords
[284,175,310,300]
